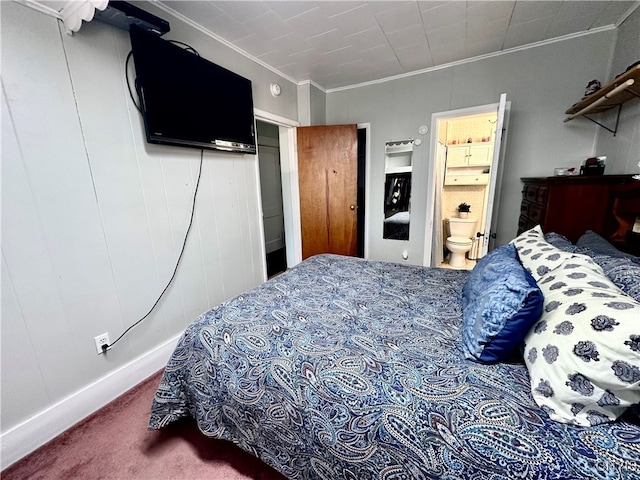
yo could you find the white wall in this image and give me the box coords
[595,7,640,174]
[1,1,297,466]
[326,29,639,263]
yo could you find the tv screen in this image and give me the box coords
[129,26,256,154]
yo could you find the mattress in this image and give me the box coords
[149,254,640,479]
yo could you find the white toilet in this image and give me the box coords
[445,217,478,268]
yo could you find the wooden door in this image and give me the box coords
[297,125,358,259]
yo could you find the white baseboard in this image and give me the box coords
[0,333,182,470]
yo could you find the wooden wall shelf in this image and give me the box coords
[564,64,640,135]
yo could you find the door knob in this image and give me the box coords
[350,205,357,210]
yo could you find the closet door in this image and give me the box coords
[297,125,358,259]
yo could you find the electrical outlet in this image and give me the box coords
[94,332,110,355]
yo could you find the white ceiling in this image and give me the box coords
[28,1,639,90]
[154,1,638,90]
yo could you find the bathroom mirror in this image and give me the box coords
[383,140,413,240]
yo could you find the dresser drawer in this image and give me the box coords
[517,215,536,234]
[527,203,544,224]
[523,184,539,202]
[536,186,548,205]
[522,184,548,206]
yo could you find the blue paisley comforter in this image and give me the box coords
[149,254,640,479]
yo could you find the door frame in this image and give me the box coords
[481,94,510,253]
[254,109,300,280]
[255,110,371,276]
[359,123,371,259]
[256,111,371,276]
[423,100,507,266]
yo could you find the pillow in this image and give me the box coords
[512,225,595,281]
[577,230,640,264]
[540,229,640,302]
[596,256,640,303]
[576,249,640,303]
[544,232,577,253]
[515,231,640,426]
[461,243,543,363]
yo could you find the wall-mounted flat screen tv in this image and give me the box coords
[129,26,256,154]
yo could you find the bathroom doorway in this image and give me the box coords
[424,94,510,268]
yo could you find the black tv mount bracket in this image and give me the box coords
[93,1,170,36]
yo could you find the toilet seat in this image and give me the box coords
[447,236,472,246]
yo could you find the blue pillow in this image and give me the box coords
[575,248,640,303]
[544,232,577,253]
[595,255,640,303]
[576,230,640,264]
[462,243,543,363]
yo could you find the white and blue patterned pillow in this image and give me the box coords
[514,228,640,425]
[511,226,590,281]
[461,243,543,363]
[542,229,640,303]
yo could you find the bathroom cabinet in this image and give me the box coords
[518,175,640,251]
[447,144,492,167]
[445,143,493,185]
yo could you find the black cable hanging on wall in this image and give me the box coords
[104,151,203,352]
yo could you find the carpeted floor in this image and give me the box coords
[2,371,287,480]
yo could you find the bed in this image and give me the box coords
[383,211,410,240]
[149,228,640,479]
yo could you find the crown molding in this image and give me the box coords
[616,1,640,27]
[325,25,618,93]
[297,79,327,94]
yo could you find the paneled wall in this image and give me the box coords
[0,0,297,460]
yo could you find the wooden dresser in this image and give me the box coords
[518,175,640,253]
